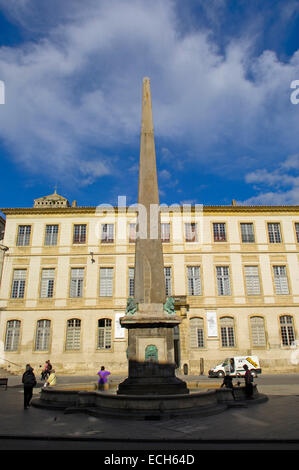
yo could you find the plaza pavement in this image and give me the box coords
[0,374,299,450]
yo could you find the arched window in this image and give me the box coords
[189,317,204,348]
[35,320,51,351]
[97,319,112,349]
[220,317,235,348]
[280,315,295,346]
[5,320,21,351]
[250,316,266,347]
[66,319,81,350]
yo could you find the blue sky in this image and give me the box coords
[0,0,298,210]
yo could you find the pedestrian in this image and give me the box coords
[47,360,53,375]
[44,369,56,388]
[221,372,234,389]
[97,366,111,390]
[41,361,48,381]
[243,364,254,399]
[22,364,36,409]
[221,372,235,400]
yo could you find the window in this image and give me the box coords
[295,223,299,243]
[190,317,204,348]
[213,223,226,242]
[220,317,235,348]
[35,320,51,351]
[185,223,198,242]
[70,268,84,297]
[280,315,295,346]
[16,225,31,246]
[97,318,112,349]
[250,317,266,347]
[45,225,58,246]
[161,223,170,242]
[164,267,172,296]
[240,223,255,243]
[11,269,26,298]
[129,223,136,242]
[187,266,202,296]
[244,266,261,295]
[99,268,114,297]
[66,319,81,350]
[40,269,55,298]
[273,265,289,295]
[101,224,114,243]
[216,266,231,296]
[128,267,135,297]
[268,223,282,243]
[5,320,21,351]
[73,224,86,244]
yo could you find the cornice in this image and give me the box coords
[1,204,299,216]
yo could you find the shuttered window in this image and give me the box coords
[250,317,266,347]
[161,223,170,242]
[295,223,299,243]
[190,317,204,348]
[128,267,135,297]
[11,269,26,298]
[213,223,226,242]
[5,320,21,351]
[164,267,172,296]
[268,223,282,243]
[70,268,84,297]
[73,224,86,244]
[40,269,55,298]
[101,224,114,243]
[100,268,114,297]
[16,225,31,246]
[97,319,112,349]
[187,266,202,296]
[185,223,198,242]
[273,266,289,295]
[220,317,235,347]
[240,223,255,243]
[129,223,136,242]
[66,319,81,350]
[35,320,51,351]
[216,266,231,296]
[244,266,261,295]
[280,315,295,346]
[45,225,58,245]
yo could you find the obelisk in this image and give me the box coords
[118,78,188,395]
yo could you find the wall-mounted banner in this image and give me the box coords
[114,312,125,338]
[206,311,218,337]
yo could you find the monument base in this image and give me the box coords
[118,304,189,395]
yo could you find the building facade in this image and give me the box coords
[0,192,299,375]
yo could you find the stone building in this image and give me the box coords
[0,194,299,375]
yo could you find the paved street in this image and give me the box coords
[0,374,298,452]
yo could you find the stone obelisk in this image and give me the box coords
[118,78,188,395]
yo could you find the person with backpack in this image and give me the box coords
[243,364,254,399]
[22,364,37,409]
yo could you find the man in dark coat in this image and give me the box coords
[22,364,37,409]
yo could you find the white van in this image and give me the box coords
[208,356,261,378]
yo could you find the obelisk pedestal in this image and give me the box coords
[117,78,188,395]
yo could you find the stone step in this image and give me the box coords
[0,367,19,377]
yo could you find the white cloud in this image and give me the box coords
[240,154,299,205]
[0,0,298,191]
